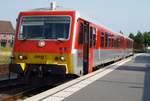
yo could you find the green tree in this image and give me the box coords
[119,30,124,34]
[143,32,150,45]
[129,33,134,40]
[134,31,144,44]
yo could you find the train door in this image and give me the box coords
[83,21,93,75]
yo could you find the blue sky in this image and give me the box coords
[0,0,150,36]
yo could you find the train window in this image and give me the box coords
[118,37,120,48]
[19,16,71,40]
[119,37,121,48]
[112,38,114,48]
[122,37,124,48]
[90,27,96,48]
[78,23,84,45]
[109,35,111,48]
[114,37,117,48]
[113,38,115,48]
[109,38,111,47]
[117,38,119,48]
[127,40,129,48]
[93,28,96,47]
[116,38,119,48]
[120,37,122,48]
[105,32,109,47]
[129,40,131,48]
[101,32,105,48]
[90,27,93,47]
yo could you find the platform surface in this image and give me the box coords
[63,53,150,101]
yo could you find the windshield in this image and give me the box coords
[19,16,71,40]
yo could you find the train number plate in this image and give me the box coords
[34,55,46,60]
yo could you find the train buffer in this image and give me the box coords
[24,53,150,101]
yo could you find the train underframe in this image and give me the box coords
[9,64,67,81]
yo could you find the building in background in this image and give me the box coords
[0,20,15,47]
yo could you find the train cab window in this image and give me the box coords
[19,16,71,40]
[78,23,84,45]
[105,32,109,47]
[101,32,105,48]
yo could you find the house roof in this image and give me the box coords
[0,20,15,34]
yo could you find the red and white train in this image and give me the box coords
[10,9,133,77]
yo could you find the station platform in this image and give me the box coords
[25,53,150,101]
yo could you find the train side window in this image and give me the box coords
[101,32,104,48]
[117,37,120,48]
[117,38,119,48]
[119,37,121,48]
[112,38,114,48]
[93,28,96,47]
[115,37,117,48]
[90,27,93,47]
[78,23,84,45]
[90,27,96,48]
[105,32,108,47]
[116,38,119,48]
[118,37,120,48]
[109,35,111,48]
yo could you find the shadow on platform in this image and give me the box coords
[142,64,150,101]
[134,54,150,64]
[117,65,149,72]
[117,54,150,101]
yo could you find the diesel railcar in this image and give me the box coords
[9,9,133,78]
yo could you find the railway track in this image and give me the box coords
[0,60,118,101]
[0,61,112,101]
[0,84,55,101]
[0,65,9,75]
[0,58,129,101]
[0,74,76,101]
[0,78,28,101]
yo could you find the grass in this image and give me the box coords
[134,49,145,53]
[0,47,12,52]
[0,56,11,64]
[0,47,12,65]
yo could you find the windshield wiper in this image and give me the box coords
[19,34,27,41]
[57,38,65,42]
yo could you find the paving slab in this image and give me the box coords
[63,53,150,101]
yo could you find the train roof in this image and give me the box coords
[78,13,133,41]
[19,8,132,41]
[78,13,127,38]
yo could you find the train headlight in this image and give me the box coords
[60,56,65,61]
[18,55,27,60]
[38,40,45,47]
[19,55,24,60]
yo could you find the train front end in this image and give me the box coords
[10,10,76,77]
